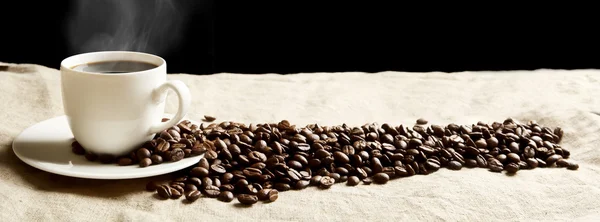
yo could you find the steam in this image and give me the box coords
[66,0,194,55]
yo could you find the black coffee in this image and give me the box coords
[72,60,157,74]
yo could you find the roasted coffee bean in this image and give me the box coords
[170,148,185,162]
[556,159,569,168]
[347,176,360,186]
[191,167,210,178]
[505,162,520,174]
[170,188,182,199]
[294,180,310,190]
[526,158,538,169]
[198,158,210,169]
[185,184,198,192]
[416,118,428,125]
[150,154,163,164]
[329,173,341,182]
[507,153,521,163]
[464,159,477,168]
[203,185,221,198]
[137,148,151,160]
[218,191,234,202]
[202,177,213,188]
[211,164,227,174]
[156,138,170,153]
[362,177,373,185]
[447,161,462,170]
[567,161,579,170]
[497,154,507,163]
[237,194,259,205]
[186,190,202,202]
[319,176,335,189]
[373,173,389,184]
[274,183,291,191]
[117,157,133,166]
[203,115,216,122]
[287,160,303,170]
[310,175,323,186]
[425,158,441,171]
[139,158,152,167]
[157,185,172,199]
[488,158,504,172]
[546,154,562,166]
[188,177,202,187]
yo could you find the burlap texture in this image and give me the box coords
[1,62,599,221]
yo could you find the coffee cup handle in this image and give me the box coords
[149,80,191,134]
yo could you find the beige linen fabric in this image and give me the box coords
[1,61,599,222]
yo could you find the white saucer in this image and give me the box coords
[12,115,203,180]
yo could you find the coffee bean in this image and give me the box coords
[170,188,182,199]
[203,185,221,198]
[488,158,504,172]
[347,176,360,186]
[157,185,172,199]
[507,153,521,163]
[526,158,538,169]
[319,176,335,189]
[373,173,389,184]
[186,190,202,202]
[137,148,151,160]
[447,161,462,170]
[139,158,152,167]
[287,160,303,170]
[211,164,227,174]
[188,177,202,187]
[191,167,209,178]
[556,158,569,168]
[156,138,170,153]
[202,177,214,188]
[170,148,185,162]
[425,158,441,170]
[237,194,258,205]
[294,180,310,190]
[310,175,322,186]
[150,154,163,164]
[567,161,579,170]
[185,184,198,192]
[505,162,520,174]
[203,115,217,122]
[117,157,133,166]
[198,158,210,169]
[362,177,373,185]
[218,191,234,202]
[546,154,562,166]
[328,173,341,182]
[416,118,428,125]
[273,183,291,191]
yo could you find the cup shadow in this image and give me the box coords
[2,141,178,199]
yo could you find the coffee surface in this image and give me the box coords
[71,61,157,74]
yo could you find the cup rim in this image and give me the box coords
[60,51,165,76]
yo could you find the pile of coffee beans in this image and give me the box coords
[145,117,579,206]
[71,119,208,167]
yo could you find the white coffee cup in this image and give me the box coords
[60,51,191,156]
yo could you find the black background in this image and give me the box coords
[1,1,598,74]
